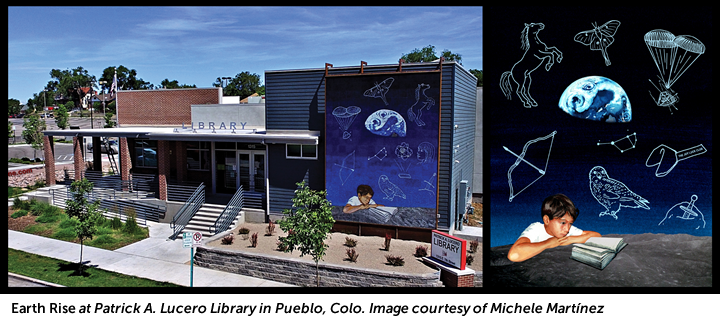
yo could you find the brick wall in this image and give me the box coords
[117,88,221,126]
[194,246,445,287]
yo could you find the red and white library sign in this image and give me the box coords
[430,230,467,270]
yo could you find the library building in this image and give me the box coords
[41,60,478,243]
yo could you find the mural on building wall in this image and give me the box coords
[488,6,712,248]
[326,71,441,229]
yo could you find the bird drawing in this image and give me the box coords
[378,175,406,201]
[589,166,650,219]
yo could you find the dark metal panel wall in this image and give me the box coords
[264,63,477,229]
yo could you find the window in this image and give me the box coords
[286,144,317,160]
[134,140,158,168]
[186,141,210,170]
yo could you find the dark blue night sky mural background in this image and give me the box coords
[325,72,441,228]
[486,6,712,247]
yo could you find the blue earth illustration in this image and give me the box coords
[559,76,631,123]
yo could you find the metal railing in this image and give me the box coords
[169,182,205,240]
[49,186,166,225]
[210,185,244,235]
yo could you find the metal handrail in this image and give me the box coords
[169,182,205,240]
[210,185,244,235]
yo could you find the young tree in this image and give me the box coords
[54,104,70,130]
[21,109,46,160]
[277,181,335,286]
[65,178,103,275]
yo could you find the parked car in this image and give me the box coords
[87,139,118,154]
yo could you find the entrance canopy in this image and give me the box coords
[43,127,319,145]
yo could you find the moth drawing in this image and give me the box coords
[574,20,621,66]
[363,77,394,105]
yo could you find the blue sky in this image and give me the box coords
[8,6,483,103]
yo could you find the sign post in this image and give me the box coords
[183,232,202,287]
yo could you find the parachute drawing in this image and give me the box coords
[332,106,361,140]
[644,29,705,113]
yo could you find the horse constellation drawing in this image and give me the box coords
[500,22,563,108]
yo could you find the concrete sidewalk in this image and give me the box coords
[8,221,294,287]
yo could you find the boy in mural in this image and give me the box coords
[507,193,601,262]
[343,184,385,214]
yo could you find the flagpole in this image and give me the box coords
[113,68,119,127]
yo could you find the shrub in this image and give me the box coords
[95,226,114,236]
[52,228,77,241]
[383,233,392,251]
[467,255,475,266]
[344,236,358,247]
[90,234,118,246]
[13,197,32,210]
[276,240,288,252]
[265,220,275,236]
[250,232,258,247]
[469,239,479,253]
[35,213,61,223]
[346,248,359,262]
[414,245,428,257]
[385,255,405,266]
[58,217,79,229]
[111,217,123,230]
[237,227,250,234]
[123,216,140,235]
[221,234,235,245]
[11,210,28,218]
[29,201,54,216]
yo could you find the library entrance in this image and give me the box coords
[214,142,266,208]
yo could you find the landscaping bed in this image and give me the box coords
[199,223,482,287]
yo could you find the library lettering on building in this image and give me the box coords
[41,61,481,287]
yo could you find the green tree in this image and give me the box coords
[54,104,70,130]
[277,181,335,286]
[103,111,116,128]
[8,98,22,116]
[401,45,462,65]
[159,78,196,89]
[65,178,103,276]
[49,67,96,108]
[99,65,153,93]
[213,71,262,99]
[21,109,46,159]
[469,69,483,87]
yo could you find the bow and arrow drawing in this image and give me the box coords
[504,131,557,202]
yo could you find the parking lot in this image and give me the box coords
[8,117,115,162]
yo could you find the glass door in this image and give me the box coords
[237,150,265,192]
[215,150,237,194]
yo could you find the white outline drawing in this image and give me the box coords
[574,20,621,66]
[645,29,705,114]
[419,172,437,195]
[589,166,650,220]
[659,194,706,229]
[378,175,406,202]
[500,22,563,108]
[416,142,436,166]
[332,106,361,140]
[363,77,394,105]
[645,143,706,177]
[394,142,413,179]
[334,151,355,185]
[597,132,637,153]
[505,130,557,202]
[368,147,388,161]
[407,83,435,127]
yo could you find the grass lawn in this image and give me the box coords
[8,248,181,287]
